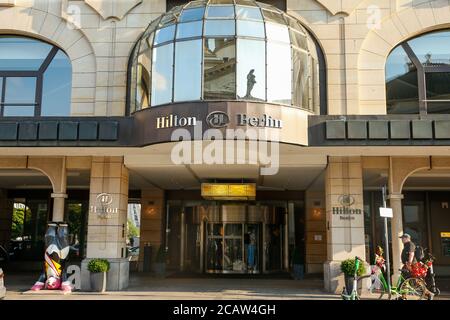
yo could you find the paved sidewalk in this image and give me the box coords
[2,272,449,300]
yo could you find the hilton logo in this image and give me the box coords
[156,114,197,129]
[206,111,229,128]
[333,195,362,219]
[90,193,118,219]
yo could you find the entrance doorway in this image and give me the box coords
[167,202,288,274]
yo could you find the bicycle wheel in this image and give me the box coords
[399,277,427,300]
[358,274,386,300]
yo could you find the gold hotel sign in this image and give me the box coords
[201,183,256,200]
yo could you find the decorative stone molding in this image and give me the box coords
[84,0,142,20]
[315,0,364,15]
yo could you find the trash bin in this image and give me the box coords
[143,243,152,272]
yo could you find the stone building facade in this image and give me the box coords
[0,0,449,293]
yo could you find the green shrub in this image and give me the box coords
[87,259,110,273]
[340,258,366,277]
[155,246,167,263]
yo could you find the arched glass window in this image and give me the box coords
[0,36,72,117]
[386,30,450,114]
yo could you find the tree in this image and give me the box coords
[127,218,139,240]
[11,207,25,239]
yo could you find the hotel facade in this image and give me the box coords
[0,0,449,293]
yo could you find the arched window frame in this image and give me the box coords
[387,30,450,115]
[0,37,67,117]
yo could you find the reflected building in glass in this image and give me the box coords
[129,0,320,113]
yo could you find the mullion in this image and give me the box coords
[402,42,427,115]
[0,76,5,116]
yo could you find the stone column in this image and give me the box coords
[389,193,404,282]
[81,157,129,291]
[323,157,366,293]
[51,193,68,222]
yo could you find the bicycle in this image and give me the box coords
[362,249,429,300]
[341,256,365,300]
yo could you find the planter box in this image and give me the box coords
[90,272,107,293]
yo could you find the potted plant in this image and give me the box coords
[87,258,110,293]
[291,247,304,280]
[340,258,366,295]
[152,246,167,277]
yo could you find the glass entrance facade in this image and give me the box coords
[166,201,291,274]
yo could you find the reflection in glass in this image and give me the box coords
[267,42,292,104]
[204,20,235,36]
[136,48,151,110]
[0,37,52,71]
[206,5,235,18]
[204,38,236,100]
[129,1,321,111]
[293,49,309,110]
[425,72,450,113]
[129,47,139,113]
[235,5,262,20]
[3,106,35,116]
[207,237,223,270]
[237,39,265,101]
[290,29,308,50]
[386,46,420,114]
[225,224,242,236]
[174,39,202,102]
[262,9,285,24]
[425,72,450,100]
[0,78,3,99]
[151,43,173,106]
[236,20,265,38]
[5,77,36,103]
[266,23,290,43]
[176,21,203,39]
[179,7,205,22]
[408,30,450,66]
[41,51,72,116]
[154,25,176,45]
[224,238,243,271]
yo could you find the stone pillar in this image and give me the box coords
[0,189,13,249]
[51,193,68,222]
[139,188,164,271]
[81,157,129,291]
[389,193,404,282]
[323,157,366,293]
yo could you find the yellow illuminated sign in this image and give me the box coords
[441,232,450,238]
[201,183,256,200]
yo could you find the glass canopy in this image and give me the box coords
[129,0,320,114]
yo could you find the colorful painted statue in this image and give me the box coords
[31,222,72,292]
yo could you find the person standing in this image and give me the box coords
[400,233,416,271]
[399,233,434,300]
